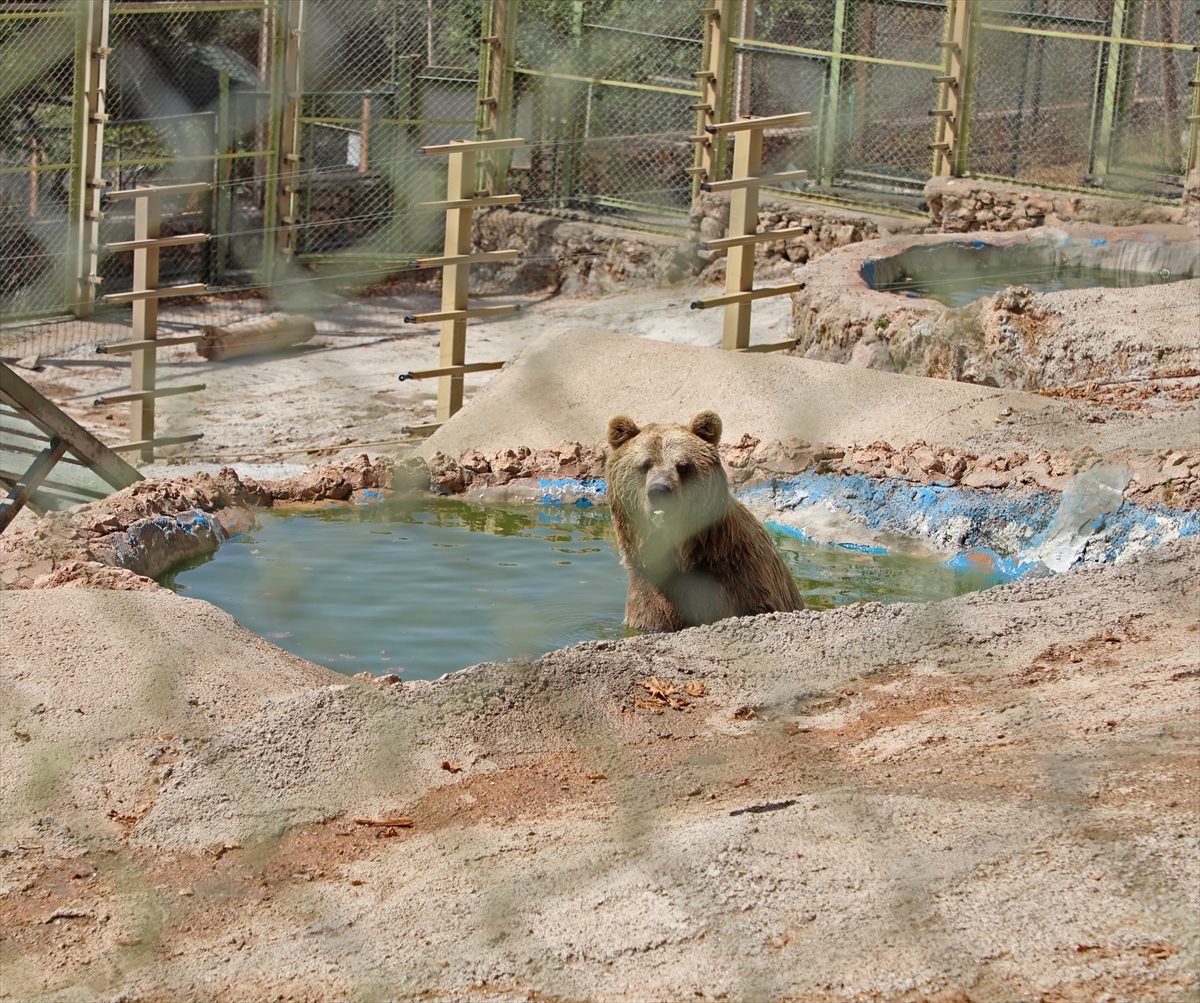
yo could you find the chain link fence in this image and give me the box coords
[1,0,1198,346]
[292,0,478,261]
[738,1,946,208]
[971,0,1198,197]
[510,0,702,222]
[0,2,78,317]
[104,2,267,290]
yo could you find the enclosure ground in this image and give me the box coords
[2,539,1198,1001]
[2,282,1199,1001]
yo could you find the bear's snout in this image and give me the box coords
[646,478,674,507]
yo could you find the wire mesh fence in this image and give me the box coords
[291,0,479,260]
[739,0,945,206]
[1,0,1198,351]
[0,2,78,317]
[971,0,1199,197]
[511,0,703,219]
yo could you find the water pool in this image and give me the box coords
[867,241,1189,308]
[162,499,1009,680]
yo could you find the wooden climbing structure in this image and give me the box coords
[0,362,142,533]
[95,182,209,463]
[400,137,526,429]
[689,112,811,352]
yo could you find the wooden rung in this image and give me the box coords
[689,103,713,112]
[106,181,210,201]
[705,112,812,134]
[929,142,952,151]
[685,167,710,175]
[0,440,86,466]
[702,226,809,250]
[111,433,204,452]
[737,339,799,354]
[479,96,499,106]
[933,75,957,84]
[0,466,107,503]
[398,361,505,381]
[690,282,805,310]
[105,232,209,252]
[402,304,519,324]
[100,283,206,304]
[408,249,520,269]
[417,193,522,211]
[694,70,716,80]
[936,40,959,49]
[420,137,526,155]
[94,383,205,406]
[96,334,207,355]
[701,169,807,193]
[687,134,712,144]
[928,109,954,118]
[0,421,52,443]
[400,423,442,437]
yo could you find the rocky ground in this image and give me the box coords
[2,279,1199,1000]
[2,537,1197,1001]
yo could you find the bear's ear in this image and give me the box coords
[688,410,722,446]
[607,415,641,449]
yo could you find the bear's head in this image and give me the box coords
[605,410,729,551]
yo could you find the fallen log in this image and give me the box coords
[198,312,316,361]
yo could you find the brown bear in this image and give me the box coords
[605,410,804,632]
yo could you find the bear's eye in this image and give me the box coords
[676,462,693,478]
[639,459,653,474]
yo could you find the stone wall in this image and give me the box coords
[686,194,924,282]
[466,196,926,295]
[926,176,1198,234]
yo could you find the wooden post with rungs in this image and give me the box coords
[407,137,525,424]
[691,1,735,191]
[931,0,977,177]
[99,182,210,464]
[691,113,810,351]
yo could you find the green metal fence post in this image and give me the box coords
[214,70,231,285]
[261,0,285,283]
[1092,0,1130,181]
[819,0,848,187]
[1188,53,1200,192]
[560,0,585,207]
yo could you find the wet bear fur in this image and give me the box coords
[605,410,805,632]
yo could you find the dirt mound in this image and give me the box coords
[2,539,1197,1000]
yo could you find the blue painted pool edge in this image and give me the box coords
[111,472,1198,583]
[536,473,1200,578]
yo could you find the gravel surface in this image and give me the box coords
[2,540,1197,1001]
[3,283,1198,1001]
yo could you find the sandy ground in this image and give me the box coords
[3,282,1200,1000]
[2,540,1198,1001]
[3,284,797,479]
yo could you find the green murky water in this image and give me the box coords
[161,499,1007,681]
[872,243,1184,308]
